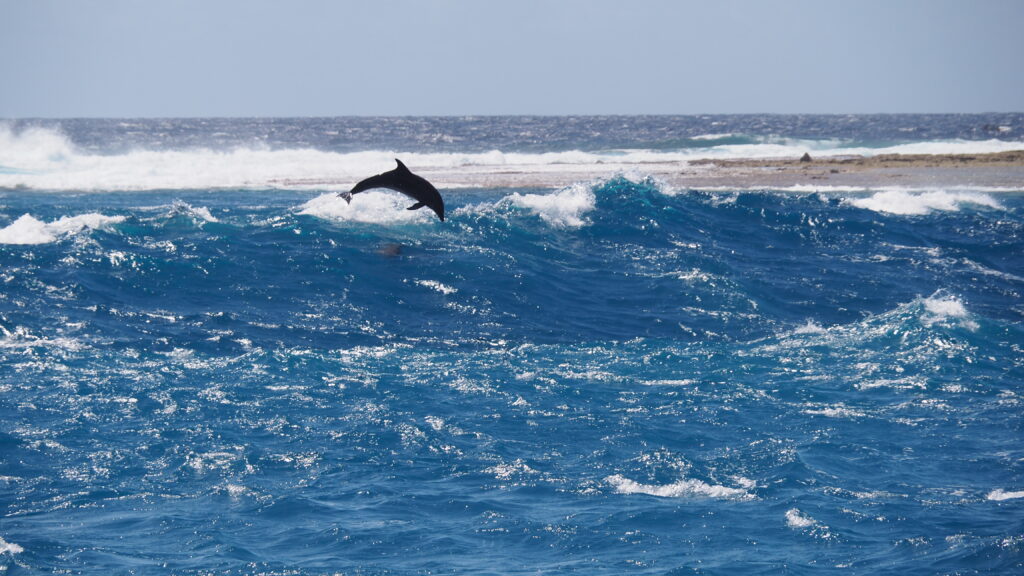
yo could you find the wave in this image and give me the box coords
[0,323,83,351]
[785,508,817,528]
[605,474,754,500]
[498,183,597,228]
[3,125,1023,192]
[0,213,125,245]
[920,293,979,330]
[987,489,1024,501]
[297,191,437,225]
[846,190,1005,215]
[165,201,219,223]
[757,291,992,395]
[0,537,23,556]
[291,174,1011,244]
[299,178,605,228]
[778,291,982,343]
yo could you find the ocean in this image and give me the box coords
[1,115,1023,574]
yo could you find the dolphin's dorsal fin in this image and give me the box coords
[395,159,411,173]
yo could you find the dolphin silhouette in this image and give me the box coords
[341,159,445,222]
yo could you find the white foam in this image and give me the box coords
[923,294,970,320]
[0,125,358,191]
[0,124,662,192]
[6,125,1021,192]
[0,324,83,351]
[855,139,1024,157]
[605,474,754,500]
[0,125,76,170]
[0,213,125,244]
[802,404,867,419]
[0,536,23,555]
[485,459,537,480]
[921,293,978,330]
[792,320,827,335]
[168,202,218,223]
[224,483,250,498]
[502,182,596,228]
[987,489,1024,501]
[846,190,1004,215]
[415,279,458,295]
[297,191,434,224]
[0,214,54,244]
[785,508,817,528]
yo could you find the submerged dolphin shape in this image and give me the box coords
[341,159,445,221]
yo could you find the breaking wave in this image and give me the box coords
[0,213,125,244]
[846,190,1005,215]
[3,124,1023,192]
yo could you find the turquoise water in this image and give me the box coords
[1,117,1023,574]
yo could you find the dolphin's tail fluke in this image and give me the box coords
[338,191,353,204]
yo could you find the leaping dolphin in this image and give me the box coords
[341,159,445,222]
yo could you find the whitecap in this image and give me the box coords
[0,536,23,555]
[0,324,84,351]
[987,489,1024,501]
[0,125,76,171]
[792,320,827,335]
[0,214,54,244]
[846,190,1004,215]
[414,279,458,295]
[502,182,596,228]
[485,459,538,480]
[424,416,446,431]
[0,213,124,245]
[605,474,753,500]
[785,508,817,528]
[802,404,867,418]
[298,191,433,224]
[691,132,736,141]
[224,483,250,498]
[923,294,969,319]
[3,125,1024,192]
[167,201,219,223]
[921,293,978,331]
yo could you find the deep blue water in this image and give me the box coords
[1,117,1023,574]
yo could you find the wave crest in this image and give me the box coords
[4,124,1022,192]
[298,191,435,225]
[0,213,125,245]
[501,183,597,228]
[605,474,754,500]
[847,190,1004,215]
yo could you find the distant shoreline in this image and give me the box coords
[690,150,1024,169]
[411,150,1024,190]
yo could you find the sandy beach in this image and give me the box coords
[410,150,1024,190]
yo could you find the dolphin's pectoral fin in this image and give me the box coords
[407,202,426,211]
[339,191,353,204]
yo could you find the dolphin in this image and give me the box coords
[340,159,445,221]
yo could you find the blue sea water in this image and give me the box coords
[1,116,1023,574]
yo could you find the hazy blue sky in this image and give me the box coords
[2,0,1022,117]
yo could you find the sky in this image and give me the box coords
[1,0,1022,117]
